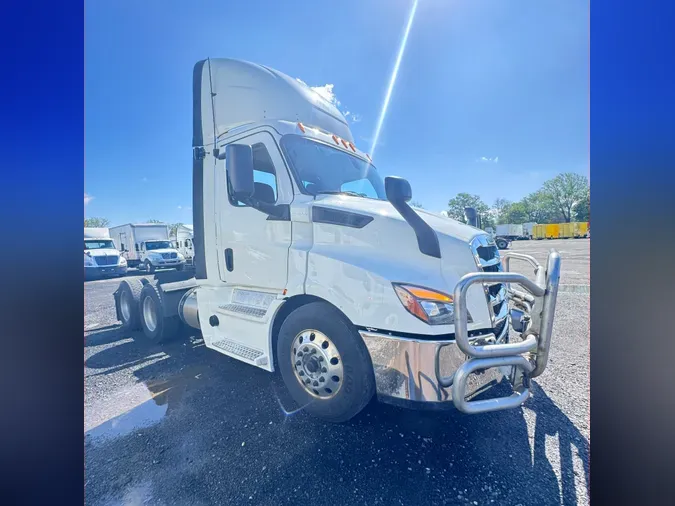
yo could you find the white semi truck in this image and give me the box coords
[110,223,186,272]
[84,227,127,279]
[113,58,561,422]
[175,224,195,264]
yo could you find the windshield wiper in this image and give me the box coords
[314,190,369,198]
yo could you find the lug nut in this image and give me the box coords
[305,379,311,384]
[321,367,327,373]
[312,380,319,387]
[310,348,316,354]
[319,377,325,383]
[318,356,324,362]
[299,371,304,376]
[295,360,301,366]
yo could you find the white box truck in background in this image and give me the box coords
[84,227,127,279]
[112,57,561,423]
[109,223,185,272]
[522,222,537,239]
[175,224,195,264]
[496,224,524,241]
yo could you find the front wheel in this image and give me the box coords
[175,263,184,271]
[496,238,509,249]
[144,260,156,273]
[276,302,375,423]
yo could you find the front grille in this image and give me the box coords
[94,255,118,266]
[494,317,507,338]
[161,252,177,260]
[476,245,499,262]
[471,236,507,326]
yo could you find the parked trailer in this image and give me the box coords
[545,223,560,239]
[532,224,546,240]
[114,57,561,423]
[574,221,589,238]
[110,223,186,271]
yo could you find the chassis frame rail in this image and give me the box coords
[435,249,561,414]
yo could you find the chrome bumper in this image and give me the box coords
[361,249,561,415]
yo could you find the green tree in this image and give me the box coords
[541,172,589,223]
[503,202,530,224]
[492,198,512,224]
[446,193,492,228]
[84,217,110,228]
[147,219,163,223]
[410,200,425,209]
[574,190,590,222]
[521,191,560,223]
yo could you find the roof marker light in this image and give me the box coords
[297,122,306,133]
[332,135,340,145]
[349,142,356,152]
[341,139,349,148]
[366,153,372,161]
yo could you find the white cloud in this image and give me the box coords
[84,193,93,205]
[141,177,148,183]
[297,78,361,124]
[177,205,192,211]
[477,156,499,163]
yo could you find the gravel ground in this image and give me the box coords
[84,239,589,506]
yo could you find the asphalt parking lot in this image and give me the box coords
[84,239,589,506]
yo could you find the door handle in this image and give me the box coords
[225,248,234,272]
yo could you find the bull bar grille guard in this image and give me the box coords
[434,249,562,414]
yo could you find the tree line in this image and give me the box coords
[444,172,589,229]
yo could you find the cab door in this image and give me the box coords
[214,130,293,290]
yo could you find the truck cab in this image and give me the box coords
[114,58,561,423]
[84,228,127,279]
[138,239,185,273]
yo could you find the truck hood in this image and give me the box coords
[312,195,483,244]
[85,248,119,257]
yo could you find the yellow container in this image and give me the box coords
[532,224,546,240]
[574,221,589,237]
[545,223,560,239]
[560,222,574,239]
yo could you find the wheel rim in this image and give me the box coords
[291,329,343,399]
[120,289,132,322]
[143,296,158,332]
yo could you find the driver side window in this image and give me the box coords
[228,142,278,206]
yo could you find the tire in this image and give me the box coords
[117,279,144,331]
[175,264,184,271]
[138,282,180,343]
[276,301,375,423]
[496,239,509,250]
[144,260,156,273]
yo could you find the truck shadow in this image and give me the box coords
[85,330,589,506]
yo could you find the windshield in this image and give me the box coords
[280,135,386,200]
[145,241,172,250]
[84,239,115,250]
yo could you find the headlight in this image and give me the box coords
[177,253,185,260]
[118,256,127,265]
[84,254,95,266]
[392,283,472,325]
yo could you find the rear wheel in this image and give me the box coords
[144,260,156,273]
[175,263,184,271]
[117,279,143,331]
[276,302,375,423]
[496,238,509,249]
[139,283,180,343]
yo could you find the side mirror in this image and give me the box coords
[464,207,478,227]
[226,144,254,201]
[384,176,412,204]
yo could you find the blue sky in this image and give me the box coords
[85,0,588,225]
